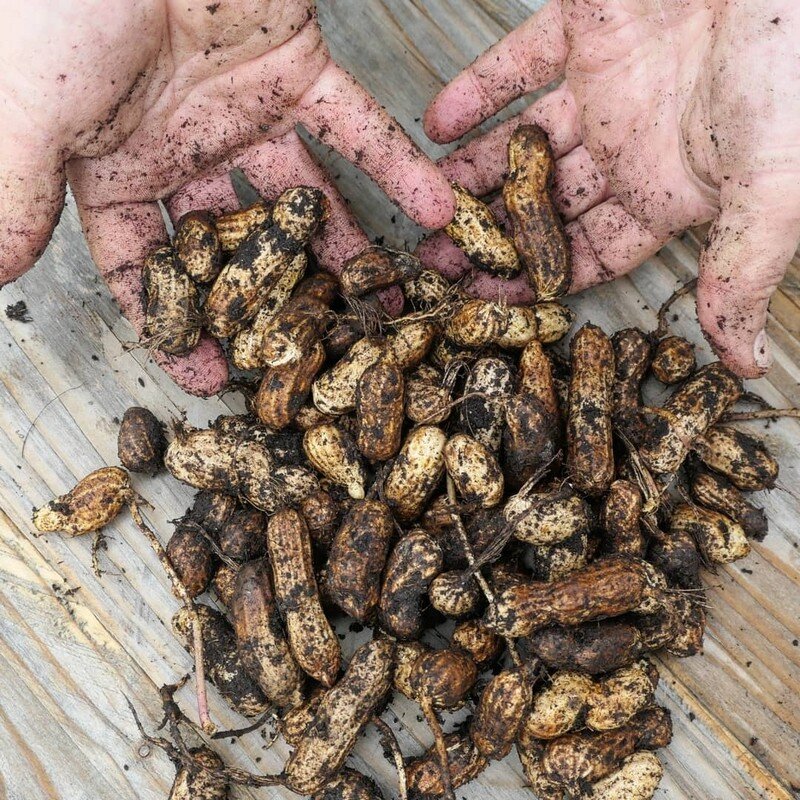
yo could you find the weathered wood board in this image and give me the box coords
[0,1,798,798]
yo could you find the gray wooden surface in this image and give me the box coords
[1,1,799,798]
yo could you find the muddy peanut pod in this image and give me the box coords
[639,362,742,474]
[169,746,228,800]
[430,335,476,370]
[406,371,452,425]
[260,291,334,369]
[409,647,478,710]
[665,594,706,657]
[255,341,326,429]
[387,320,438,370]
[647,524,701,590]
[406,732,488,799]
[567,323,615,495]
[459,358,514,454]
[187,490,236,537]
[231,253,307,370]
[164,423,239,492]
[444,298,507,349]
[217,508,266,561]
[166,522,215,598]
[602,480,645,556]
[215,201,270,252]
[384,426,447,521]
[518,340,560,418]
[231,559,305,710]
[527,529,591,582]
[611,328,652,445]
[313,337,385,416]
[505,486,593,546]
[523,620,646,675]
[355,357,405,461]
[33,467,132,535]
[429,570,484,619]
[690,470,768,541]
[486,556,658,638]
[393,641,430,699]
[693,425,778,491]
[117,406,166,475]
[312,769,384,800]
[340,247,421,296]
[327,500,394,622]
[539,706,671,789]
[451,620,503,667]
[233,435,282,513]
[280,687,325,745]
[379,530,443,640]
[304,424,366,500]
[266,509,341,686]
[503,394,559,488]
[651,335,695,384]
[590,750,664,800]
[670,503,750,564]
[504,124,570,299]
[516,740,562,800]
[173,210,222,284]
[205,187,326,337]
[141,245,201,355]
[444,433,504,508]
[471,669,532,760]
[212,563,240,606]
[173,604,268,716]
[285,638,395,796]
[404,268,451,310]
[445,183,520,278]
[300,489,342,547]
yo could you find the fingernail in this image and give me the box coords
[753,329,772,371]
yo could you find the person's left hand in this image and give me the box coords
[0,0,454,395]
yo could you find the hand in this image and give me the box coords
[0,0,454,395]
[421,0,800,377]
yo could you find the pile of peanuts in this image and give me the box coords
[32,124,780,800]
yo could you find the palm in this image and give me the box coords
[0,0,453,395]
[423,0,800,377]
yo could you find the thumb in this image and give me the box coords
[0,126,66,286]
[697,175,800,377]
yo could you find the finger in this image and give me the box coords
[436,84,581,197]
[0,133,65,286]
[297,62,455,229]
[72,199,229,397]
[567,198,665,293]
[697,178,800,377]
[424,0,568,143]
[166,164,240,220]
[552,146,612,222]
[236,130,403,316]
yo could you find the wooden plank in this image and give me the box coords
[0,1,798,799]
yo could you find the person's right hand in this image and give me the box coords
[0,1,454,395]
[421,0,800,377]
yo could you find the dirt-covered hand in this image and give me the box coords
[421,0,800,377]
[0,0,454,395]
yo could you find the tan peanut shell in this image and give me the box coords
[303,424,366,500]
[590,751,664,800]
[355,357,405,460]
[406,367,451,425]
[231,559,305,710]
[299,489,341,546]
[602,480,645,556]
[521,671,594,742]
[639,362,742,474]
[444,433,504,508]
[168,746,228,800]
[567,323,616,495]
[505,487,592,546]
[409,647,477,709]
[285,638,394,795]
[117,406,166,474]
[312,769,384,800]
[280,687,324,745]
[516,740,562,800]
[533,302,574,344]
[495,305,540,349]
[664,594,706,657]
[233,435,282,513]
[693,425,779,491]
[459,358,514,453]
[173,210,222,284]
[164,424,239,492]
[451,620,503,667]
[142,245,201,355]
[173,604,268,717]
[445,298,507,348]
[404,267,450,310]
[406,732,488,798]
[215,201,270,252]
[383,425,447,521]
[340,247,421,296]
[445,182,520,278]
[211,563,240,607]
[266,509,341,686]
[528,530,591,582]
[379,529,443,640]
[313,337,385,415]
[504,124,571,298]
[611,328,652,445]
[428,570,483,619]
[166,522,214,598]
[690,470,768,541]
[186,490,236,535]
[471,668,532,760]
[518,339,560,418]
[669,503,750,563]
[386,319,437,370]
[651,335,696,384]
[33,467,132,535]
[326,500,394,621]
[230,252,307,370]
[502,394,559,488]
[260,294,330,369]
[205,187,326,337]
[393,641,429,699]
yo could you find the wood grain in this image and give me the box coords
[0,1,798,798]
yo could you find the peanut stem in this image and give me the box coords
[419,696,455,800]
[128,500,214,734]
[373,716,408,800]
[724,408,800,421]
[655,277,697,338]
